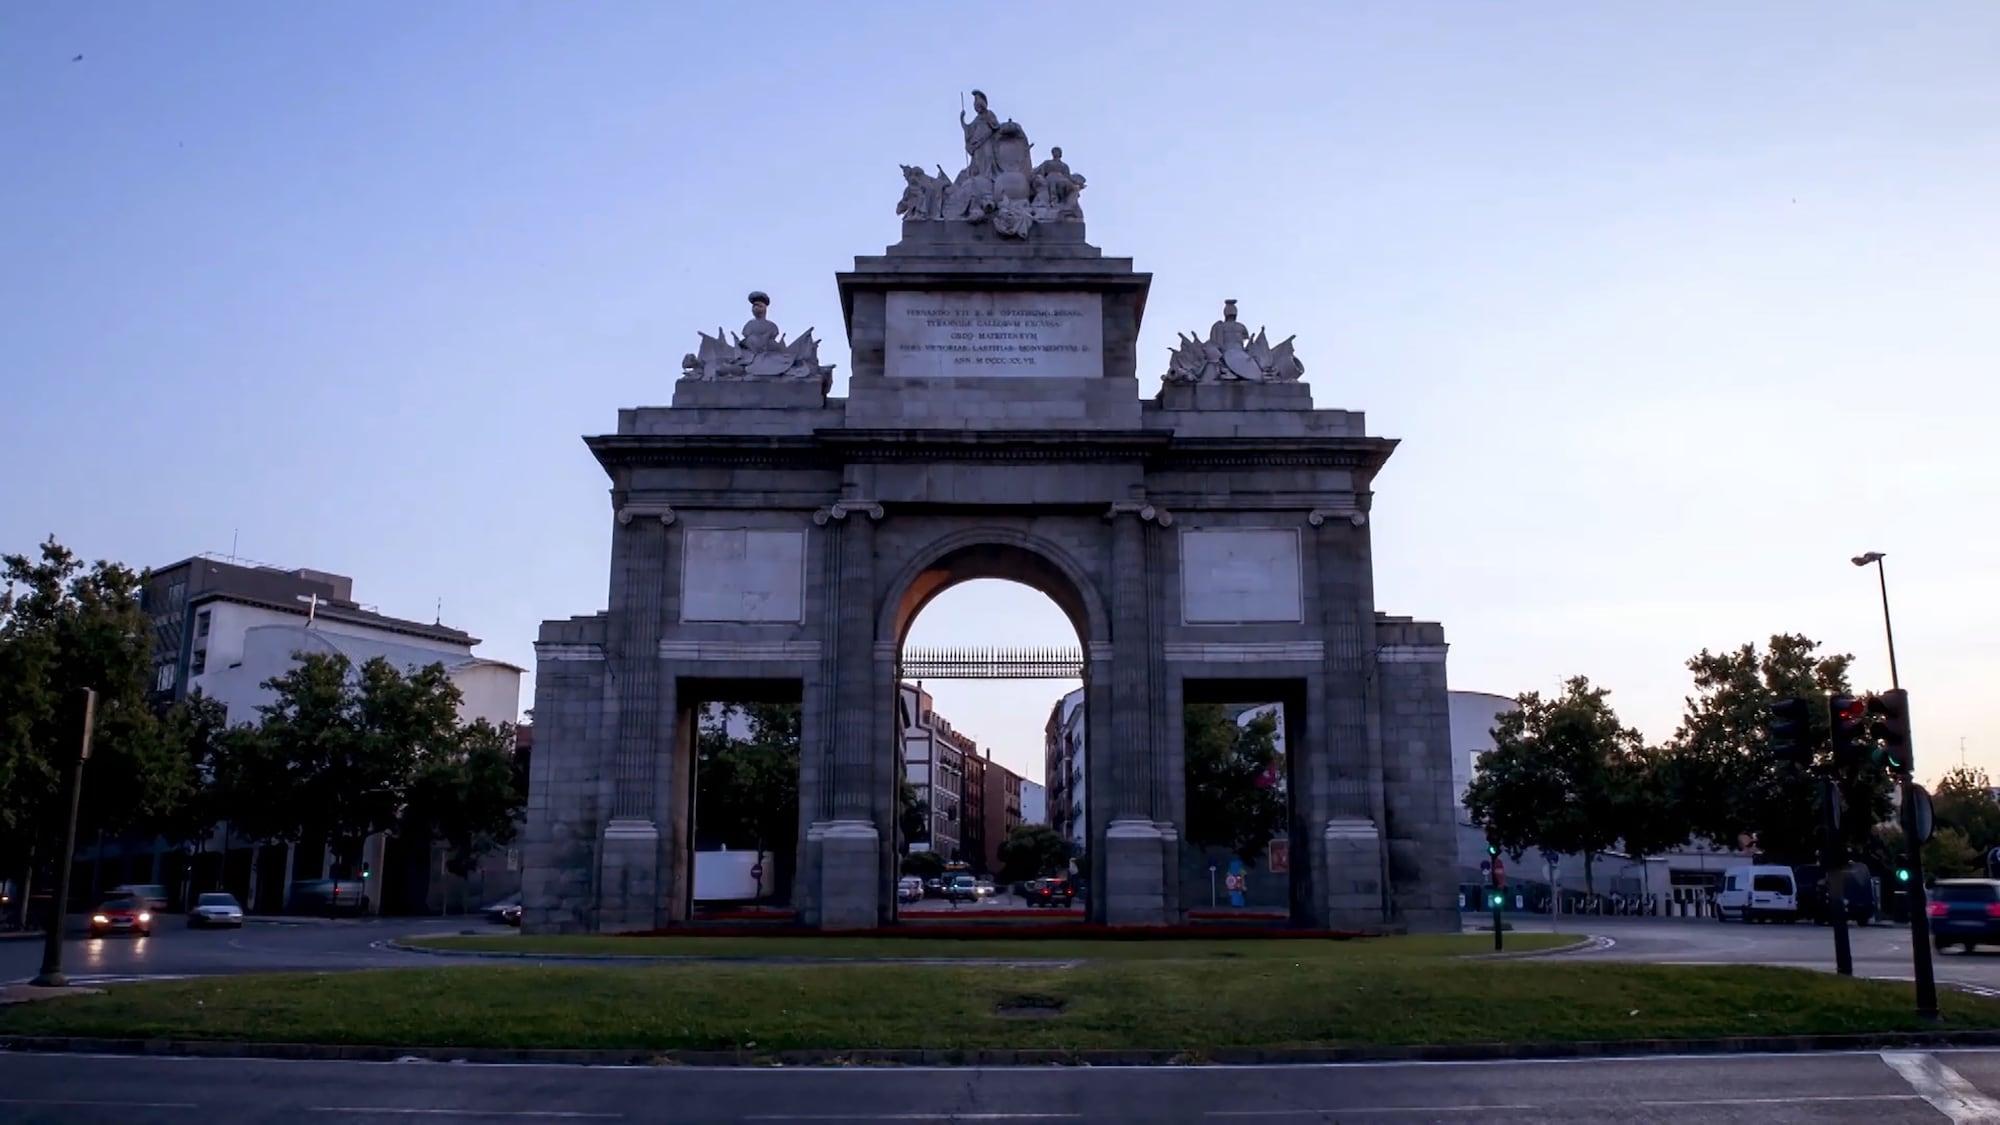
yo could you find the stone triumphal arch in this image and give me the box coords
[521,94,1460,933]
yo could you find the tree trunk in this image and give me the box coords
[1583,852,1596,896]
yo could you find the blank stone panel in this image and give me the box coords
[1180,528,1303,624]
[680,529,806,623]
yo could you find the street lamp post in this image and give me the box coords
[1854,551,1935,1020]
[32,689,96,989]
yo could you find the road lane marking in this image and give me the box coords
[308,1110,619,1120]
[1881,1051,2000,1122]
[1206,1107,1535,1117]
[744,1104,1080,1112]
[0,1097,199,1109]
[1639,1094,1922,1107]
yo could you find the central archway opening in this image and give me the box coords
[887,540,1097,923]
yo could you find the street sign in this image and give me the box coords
[750,863,765,882]
[1491,858,1506,886]
[1904,786,1935,845]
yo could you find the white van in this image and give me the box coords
[1715,865,1799,922]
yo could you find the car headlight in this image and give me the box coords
[138,912,151,922]
[91,914,109,924]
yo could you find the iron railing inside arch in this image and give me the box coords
[899,645,1084,680]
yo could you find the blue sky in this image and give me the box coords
[4,3,1996,783]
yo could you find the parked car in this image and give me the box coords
[500,903,523,927]
[112,884,170,912]
[289,878,369,915]
[973,877,996,899]
[1715,865,1798,923]
[480,894,521,924]
[1026,877,1074,907]
[88,897,152,937]
[896,876,925,904]
[1929,879,2000,951]
[943,874,979,903]
[187,891,244,928]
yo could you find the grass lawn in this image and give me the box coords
[402,931,1577,961]
[6,934,1997,1054]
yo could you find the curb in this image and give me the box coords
[1465,935,1610,961]
[10,1030,2000,1069]
[380,939,1082,967]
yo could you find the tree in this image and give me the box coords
[1932,767,2000,862]
[898,780,930,851]
[1663,634,1884,862]
[1464,676,1637,893]
[405,718,523,880]
[1183,704,1287,866]
[693,702,800,895]
[901,850,944,878]
[997,824,1071,883]
[212,652,465,888]
[0,539,204,924]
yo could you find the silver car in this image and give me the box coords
[188,891,245,928]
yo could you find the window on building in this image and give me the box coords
[190,651,206,675]
[195,610,210,638]
[155,664,175,693]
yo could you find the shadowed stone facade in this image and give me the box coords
[521,137,1459,934]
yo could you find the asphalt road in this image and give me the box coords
[0,916,488,984]
[10,1048,2000,1123]
[1546,915,2000,994]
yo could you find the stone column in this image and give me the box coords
[811,501,884,930]
[1311,506,1386,930]
[597,503,677,931]
[1101,503,1170,924]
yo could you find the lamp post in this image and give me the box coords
[1854,551,1935,1019]
[32,689,95,988]
[1851,552,1900,690]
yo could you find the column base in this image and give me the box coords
[1103,819,1170,925]
[809,819,879,930]
[596,818,661,933]
[1322,817,1386,930]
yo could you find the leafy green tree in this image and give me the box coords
[0,539,204,922]
[1464,677,1638,893]
[1664,634,1885,862]
[212,652,465,890]
[1183,705,1287,866]
[997,823,1071,883]
[898,780,930,851]
[693,702,800,895]
[1924,826,1982,879]
[901,850,944,878]
[405,719,523,880]
[1932,767,2000,859]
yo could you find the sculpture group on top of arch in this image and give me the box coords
[1164,299,1306,384]
[679,289,836,388]
[895,89,1085,237]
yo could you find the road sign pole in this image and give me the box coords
[32,689,95,989]
[1490,856,1505,952]
[1819,777,1853,976]
[1904,781,1939,1020]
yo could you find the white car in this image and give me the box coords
[188,891,245,928]
[1715,865,1798,923]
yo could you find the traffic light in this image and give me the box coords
[1487,890,1505,909]
[1869,689,1913,777]
[1766,698,1812,762]
[1829,694,1869,767]
[1896,867,1912,884]
[1486,842,1499,858]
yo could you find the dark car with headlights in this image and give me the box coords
[1928,879,2000,951]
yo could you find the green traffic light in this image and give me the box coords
[1486,844,1498,857]
[1488,892,1503,908]
[1896,868,1911,883]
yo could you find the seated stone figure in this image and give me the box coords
[681,291,836,387]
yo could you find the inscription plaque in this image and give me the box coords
[885,290,1103,377]
[681,529,806,623]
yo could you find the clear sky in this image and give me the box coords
[4,4,1996,786]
